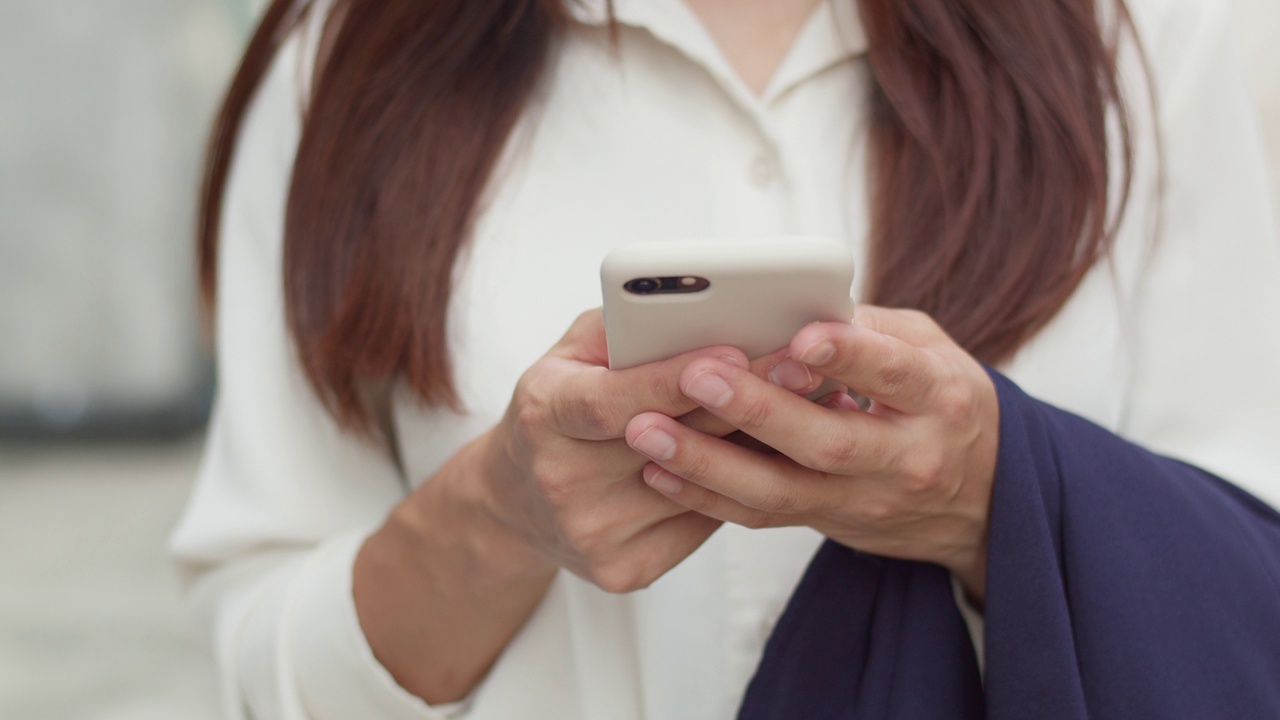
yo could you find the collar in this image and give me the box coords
[565,0,868,106]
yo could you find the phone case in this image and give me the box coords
[601,236,855,369]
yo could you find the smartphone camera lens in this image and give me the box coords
[625,278,661,295]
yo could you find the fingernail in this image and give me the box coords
[631,427,677,461]
[768,358,813,393]
[718,353,749,369]
[798,339,835,366]
[645,467,684,495]
[685,370,734,409]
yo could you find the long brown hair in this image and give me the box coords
[199,0,1134,432]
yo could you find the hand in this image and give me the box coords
[471,309,768,593]
[623,306,999,600]
[359,309,811,703]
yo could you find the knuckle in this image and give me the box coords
[874,347,912,399]
[903,309,933,328]
[561,309,602,347]
[854,498,896,524]
[570,388,616,439]
[897,308,938,337]
[589,558,652,594]
[678,449,716,484]
[531,459,573,505]
[513,374,555,432]
[755,481,800,514]
[514,399,552,438]
[562,512,610,555]
[514,366,548,401]
[738,509,776,530]
[734,394,773,433]
[933,380,975,422]
[573,308,601,329]
[807,427,860,471]
[899,449,947,493]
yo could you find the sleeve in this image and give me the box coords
[1119,0,1280,507]
[167,16,469,720]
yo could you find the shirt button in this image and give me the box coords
[748,154,778,189]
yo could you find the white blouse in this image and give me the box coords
[170,0,1280,718]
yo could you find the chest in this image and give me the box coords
[392,28,1134,488]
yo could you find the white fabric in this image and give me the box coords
[169,0,1280,717]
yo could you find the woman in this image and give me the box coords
[171,0,1280,717]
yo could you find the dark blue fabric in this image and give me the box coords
[739,370,1280,720]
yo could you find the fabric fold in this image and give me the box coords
[739,370,1280,719]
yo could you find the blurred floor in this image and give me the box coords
[0,441,220,720]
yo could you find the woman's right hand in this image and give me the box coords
[356,310,820,703]
[471,309,755,592]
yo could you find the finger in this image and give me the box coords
[790,321,945,415]
[526,445,702,574]
[683,349,828,439]
[625,412,834,515]
[721,430,778,454]
[583,511,722,594]
[550,308,610,365]
[585,436,662,479]
[643,464,789,531]
[536,439,691,523]
[550,346,749,440]
[679,408,733,437]
[851,305,946,346]
[668,357,896,474]
[679,413,782,453]
[559,469,697,553]
[819,390,866,412]
[679,349,824,437]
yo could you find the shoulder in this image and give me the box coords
[1119,0,1248,123]
[220,1,335,254]
[237,1,332,156]
[1124,0,1234,73]
[1125,0,1231,35]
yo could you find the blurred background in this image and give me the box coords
[0,1,1276,718]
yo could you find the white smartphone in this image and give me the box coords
[601,236,855,370]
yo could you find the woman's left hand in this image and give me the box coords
[624,305,1000,601]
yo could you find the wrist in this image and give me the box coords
[355,431,557,704]
[390,430,557,587]
[942,538,987,606]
